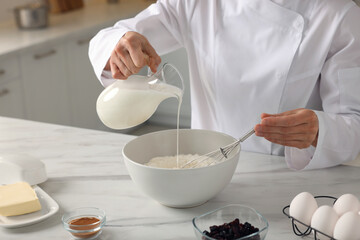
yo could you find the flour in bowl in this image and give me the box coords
[145,154,217,169]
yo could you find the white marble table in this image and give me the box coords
[0,117,359,240]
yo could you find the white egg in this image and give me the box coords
[289,192,318,226]
[333,194,359,216]
[334,211,360,240]
[311,205,339,238]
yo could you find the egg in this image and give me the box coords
[289,192,318,226]
[333,194,359,216]
[310,205,339,238]
[333,211,360,240]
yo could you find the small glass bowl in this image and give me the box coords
[193,204,269,240]
[62,207,106,240]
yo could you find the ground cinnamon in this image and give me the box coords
[69,217,100,239]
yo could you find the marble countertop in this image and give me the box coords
[0,0,153,57]
[0,116,359,240]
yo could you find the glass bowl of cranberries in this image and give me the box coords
[192,204,268,240]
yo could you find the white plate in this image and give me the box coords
[0,185,59,228]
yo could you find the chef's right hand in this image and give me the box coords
[104,31,161,80]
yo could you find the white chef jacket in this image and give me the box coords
[89,0,360,170]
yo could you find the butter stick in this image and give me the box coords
[0,182,41,216]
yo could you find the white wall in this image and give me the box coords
[0,0,97,22]
[0,0,34,22]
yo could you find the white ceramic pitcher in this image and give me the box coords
[96,63,184,130]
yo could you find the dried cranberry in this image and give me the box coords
[202,218,260,240]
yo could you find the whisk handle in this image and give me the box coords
[239,129,255,142]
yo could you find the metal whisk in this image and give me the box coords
[180,128,255,169]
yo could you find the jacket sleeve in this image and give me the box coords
[88,0,188,87]
[285,4,360,170]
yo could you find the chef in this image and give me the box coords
[89,0,360,170]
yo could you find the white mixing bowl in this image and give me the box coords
[122,129,240,208]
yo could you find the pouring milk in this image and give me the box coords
[96,64,184,167]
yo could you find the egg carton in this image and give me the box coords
[282,195,338,240]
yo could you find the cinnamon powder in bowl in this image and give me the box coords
[62,207,106,239]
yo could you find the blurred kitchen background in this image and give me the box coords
[0,0,191,136]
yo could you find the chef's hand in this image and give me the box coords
[254,108,319,149]
[104,31,161,79]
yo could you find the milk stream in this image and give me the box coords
[97,77,183,167]
[153,82,183,167]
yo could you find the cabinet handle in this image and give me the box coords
[0,88,9,97]
[77,38,92,45]
[34,49,56,60]
[0,70,4,76]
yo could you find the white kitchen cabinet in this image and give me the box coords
[20,43,72,126]
[0,80,25,119]
[0,55,20,83]
[65,32,106,130]
[0,55,25,119]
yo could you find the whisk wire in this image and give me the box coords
[180,128,255,168]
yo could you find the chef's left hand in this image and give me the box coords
[254,108,319,149]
